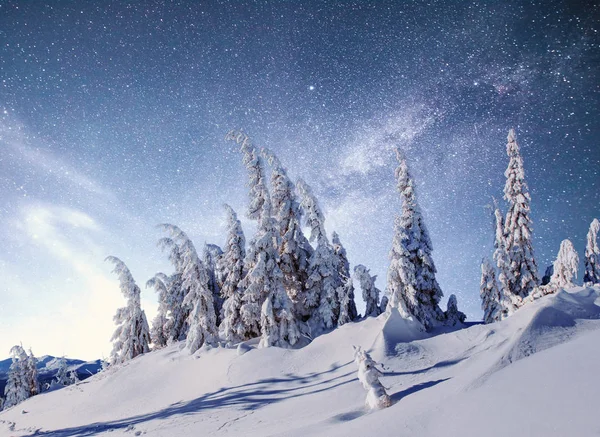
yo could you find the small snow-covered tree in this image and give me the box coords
[106,256,151,364]
[354,264,382,318]
[583,218,600,285]
[204,243,225,325]
[263,148,313,316]
[503,129,539,298]
[158,224,218,354]
[232,132,300,347]
[332,232,358,323]
[444,294,466,326]
[3,346,30,409]
[26,349,39,397]
[541,264,554,286]
[219,204,247,344]
[480,258,503,324]
[386,149,444,330]
[550,239,579,288]
[353,345,391,410]
[297,178,342,332]
[53,358,70,387]
[379,294,389,314]
[68,369,80,385]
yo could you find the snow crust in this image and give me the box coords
[1,286,599,436]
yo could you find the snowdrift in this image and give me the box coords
[1,286,599,437]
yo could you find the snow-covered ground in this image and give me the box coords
[2,286,599,437]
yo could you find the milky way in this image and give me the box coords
[0,0,598,358]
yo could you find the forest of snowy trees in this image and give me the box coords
[3,129,599,411]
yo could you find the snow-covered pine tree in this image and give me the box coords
[583,218,600,285]
[156,237,189,342]
[204,243,225,325]
[550,239,579,288]
[337,277,355,326]
[297,178,342,333]
[332,232,358,323]
[146,273,171,348]
[386,149,444,330]
[158,224,218,354]
[480,258,503,324]
[354,264,382,318]
[262,148,313,318]
[444,294,466,326]
[106,256,151,364]
[492,206,519,317]
[3,345,30,409]
[26,349,39,397]
[503,129,539,298]
[232,133,299,348]
[218,204,248,344]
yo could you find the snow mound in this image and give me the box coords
[372,308,427,358]
[499,288,600,367]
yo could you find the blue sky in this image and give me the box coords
[0,0,598,359]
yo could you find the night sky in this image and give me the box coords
[1,0,598,359]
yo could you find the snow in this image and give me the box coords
[1,286,599,436]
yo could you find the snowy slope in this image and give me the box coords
[1,286,599,437]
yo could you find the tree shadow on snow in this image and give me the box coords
[390,378,450,403]
[383,358,464,377]
[26,361,358,436]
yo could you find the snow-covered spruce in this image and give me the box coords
[353,345,391,410]
[218,204,248,345]
[235,134,299,348]
[444,294,466,326]
[297,178,342,333]
[480,258,504,324]
[583,218,600,285]
[204,243,225,325]
[3,345,31,409]
[262,148,313,318]
[337,276,356,326]
[550,239,579,288]
[26,349,39,397]
[502,129,539,299]
[386,149,444,330]
[146,273,172,348]
[158,224,218,354]
[354,264,382,318]
[106,256,151,364]
[332,232,358,324]
[156,237,189,342]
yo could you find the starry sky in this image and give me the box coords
[0,0,598,360]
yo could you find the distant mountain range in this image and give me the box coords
[0,356,102,395]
